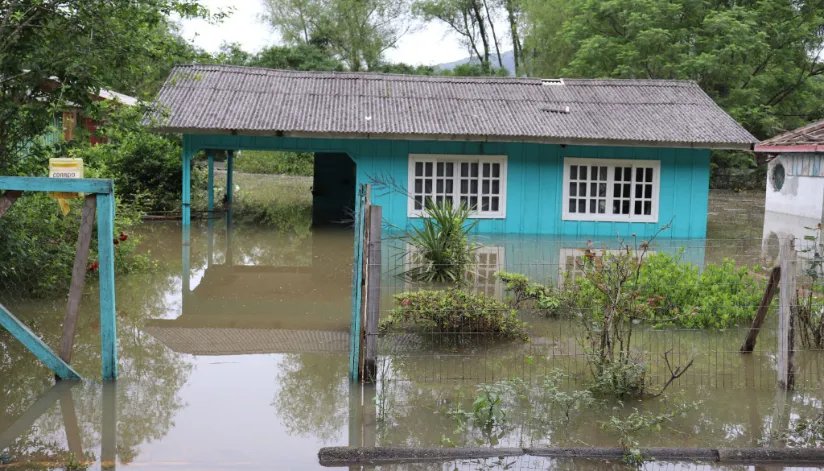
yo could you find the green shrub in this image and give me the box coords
[234,151,314,176]
[380,290,530,342]
[402,201,479,283]
[496,271,562,315]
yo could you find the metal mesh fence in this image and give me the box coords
[370,234,824,390]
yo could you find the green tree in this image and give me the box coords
[261,0,410,71]
[521,0,824,140]
[0,0,219,173]
[215,42,345,71]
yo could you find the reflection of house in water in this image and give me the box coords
[146,229,353,355]
[756,122,824,266]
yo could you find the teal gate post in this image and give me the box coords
[0,177,118,380]
[349,184,368,380]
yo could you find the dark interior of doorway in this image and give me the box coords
[312,152,356,226]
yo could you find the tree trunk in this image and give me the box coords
[482,0,503,68]
[471,1,490,65]
[504,0,520,74]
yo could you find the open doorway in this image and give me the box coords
[312,152,356,226]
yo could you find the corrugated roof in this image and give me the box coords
[151,64,757,150]
[755,119,824,152]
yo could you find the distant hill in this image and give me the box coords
[436,50,516,76]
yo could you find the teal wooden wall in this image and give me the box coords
[185,134,711,238]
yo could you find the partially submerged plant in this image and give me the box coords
[797,290,824,349]
[496,271,562,316]
[380,289,529,342]
[601,400,700,468]
[402,200,479,283]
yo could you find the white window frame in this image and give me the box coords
[558,247,656,284]
[562,158,660,223]
[404,244,505,297]
[407,154,507,219]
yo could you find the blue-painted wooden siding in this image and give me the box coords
[184,135,711,238]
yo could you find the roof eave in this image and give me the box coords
[754,144,824,153]
[151,127,755,151]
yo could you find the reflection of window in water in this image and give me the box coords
[404,244,505,297]
[559,248,653,283]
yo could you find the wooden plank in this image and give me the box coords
[358,191,371,380]
[59,388,84,458]
[349,184,367,381]
[363,205,382,382]
[777,238,796,390]
[0,190,23,218]
[0,381,78,450]
[96,193,118,380]
[0,176,112,194]
[740,266,780,353]
[0,303,81,380]
[59,195,97,364]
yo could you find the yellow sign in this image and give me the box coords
[49,158,84,215]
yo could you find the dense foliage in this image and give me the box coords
[381,289,530,341]
[234,151,314,176]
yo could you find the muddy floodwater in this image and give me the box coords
[2,190,824,470]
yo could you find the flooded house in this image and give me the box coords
[152,65,757,239]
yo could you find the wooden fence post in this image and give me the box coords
[0,190,23,218]
[777,238,797,390]
[96,192,118,381]
[740,266,781,353]
[363,205,382,382]
[59,195,97,365]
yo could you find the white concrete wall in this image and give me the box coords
[765,155,824,219]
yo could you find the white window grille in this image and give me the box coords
[562,158,660,223]
[404,244,505,297]
[558,248,656,284]
[408,155,507,218]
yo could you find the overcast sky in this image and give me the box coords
[178,0,470,66]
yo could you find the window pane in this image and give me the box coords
[425,180,432,193]
[482,197,489,211]
[570,165,578,180]
[645,184,652,198]
[613,200,620,214]
[446,180,454,193]
[623,183,630,197]
[491,197,499,211]
[437,162,444,177]
[471,180,478,194]
[436,195,443,205]
[483,163,490,177]
[613,184,621,198]
[644,201,652,215]
[415,196,423,210]
[415,179,422,193]
[590,199,596,213]
[579,182,587,197]
[646,168,653,182]
[470,196,478,209]
[446,162,454,176]
[614,167,622,181]
[622,200,630,214]
[636,167,644,182]
[624,167,631,180]
[569,199,576,213]
[461,162,469,177]
[590,182,597,197]
[471,163,478,177]
[446,195,454,204]
[492,180,499,194]
[461,179,468,193]
[415,162,423,176]
[482,180,490,195]
[634,200,642,214]
[600,167,607,180]
[492,164,500,178]
[437,179,443,193]
[635,185,642,198]
[599,182,606,197]
[580,166,587,180]
[570,182,577,197]
[461,196,468,206]
[578,199,586,213]
[598,200,606,213]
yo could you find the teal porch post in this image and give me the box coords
[181,144,195,295]
[226,150,234,266]
[96,192,118,380]
[207,151,215,267]
[0,304,81,380]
